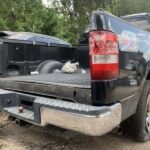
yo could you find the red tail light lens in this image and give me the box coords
[89,30,119,80]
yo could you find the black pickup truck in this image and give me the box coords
[0,10,150,142]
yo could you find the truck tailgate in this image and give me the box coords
[0,73,91,104]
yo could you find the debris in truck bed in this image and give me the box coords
[61,61,79,73]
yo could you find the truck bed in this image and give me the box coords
[0,73,91,104]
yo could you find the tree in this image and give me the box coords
[50,0,150,44]
[0,0,58,36]
[51,0,118,44]
[0,0,150,44]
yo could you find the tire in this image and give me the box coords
[36,60,63,74]
[36,60,52,72]
[124,80,150,142]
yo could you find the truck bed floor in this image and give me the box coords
[6,73,91,88]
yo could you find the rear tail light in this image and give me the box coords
[89,30,119,80]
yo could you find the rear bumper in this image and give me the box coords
[40,103,122,136]
[0,89,122,136]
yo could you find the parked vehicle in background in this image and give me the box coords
[0,31,71,77]
[122,13,150,31]
[1,10,150,142]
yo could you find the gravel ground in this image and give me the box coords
[0,112,150,150]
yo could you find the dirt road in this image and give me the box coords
[0,112,150,150]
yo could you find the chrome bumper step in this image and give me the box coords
[0,89,122,136]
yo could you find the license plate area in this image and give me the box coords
[19,95,35,111]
